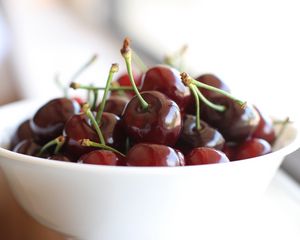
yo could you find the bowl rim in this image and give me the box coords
[0,99,300,175]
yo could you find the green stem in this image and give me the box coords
[194,87,226,112]
[92,89,98,111]
[82,104,105,145]
[190,85,201,130]
[70,83,135,91]
[38,136,65,156]
[191,78,245,106]
[121,38,149,110]
[96,63,119,123]
[80,139,125,157]
[189,84,201,131]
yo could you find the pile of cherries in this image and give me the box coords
[10,38,276,167]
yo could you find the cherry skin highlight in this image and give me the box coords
[185,147,230,165]
[122,90,182,146]
[126,143,184,166]
[140,65,191,113]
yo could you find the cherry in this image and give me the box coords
[99,112,126,151]
[122,91,182,146]
[195,74,230,99]
[140,65,191,113]
[234,138,272,160]
[252,106,276,144]
[10,119,35,149]
[126,143,184,166]
[201,96,259,141]
[101,95,130,117]
[30,97,80,143]
[13,139,41,156]
[78,150,125,166]
[63,113,98,160]
[222,142,237,161]
[116,72,142,93]
[176,115,225,154]
[185,147,229,165]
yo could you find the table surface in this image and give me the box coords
[0,168,300,240]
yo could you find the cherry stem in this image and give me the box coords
[96,63,119,123]
[132,50,148,73]
[38,136,65,156]
[80,139,125,157]
[70,54,98,83]
[273,117,290,146]
[92,89,98,111]
[190,84,201,130]
[180,72,245,107]
[194,87,226,112]
[121,38,149,110]
[82,104,105,145]
[70,82,134,91]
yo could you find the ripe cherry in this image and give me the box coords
[201,96,259,141]
[122,91,182,146]
[185,147,229,165]
[234,138,272,160]
[140,65,191,113]
[78,150,125,166]
[252,106,276,144]
[101,95,129,117]
[195,74,230,99]
[48,154,71,162]
[30,98,80,143]
[176,115,225,154]
[10,119,35,149]
[13,139,41,156]
[126,143,184,166]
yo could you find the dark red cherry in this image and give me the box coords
[101,95,130,117]
[122,90,182,146]
[176,115,225,154]
[222,142,237,161]
[63,113,98,160]
[234,138,272,160]
[13,139,41,156]
[252,106,276,144]
[30,98,80,143]
[71,96,85,106]
[185,147,229,165]
[48,154,71,162]
[10,119,35,149]
[196,74,230,99]
[100,112,126,151]
[140,65,191,112]
[126,143,184,166]
[116,72,142,97]
[78,150,125,166]
[201,96,259,141]
[117,72,142,87]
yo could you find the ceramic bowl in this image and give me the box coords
[0,99,299,240]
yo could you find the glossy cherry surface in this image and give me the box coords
[140,65,191,112]
[13,139,41,156]
[176,115,225,154]
[78,150,125,166]
[102,95,129,117]
[234,138,272,160]
[252,106,276,144]
[126,143,184,166]
[30,98,80,143]
[116,72,142,97]
[48,154,71,162]
[195,74,230,99]
[185,147,229,165]
[10,119,35,149]
[122,90,182,146]
[201,96,260,141]
[99,112,126,151]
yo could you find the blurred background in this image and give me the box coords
[0,0,300,239]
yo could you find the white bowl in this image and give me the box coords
[0,99,299,240]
